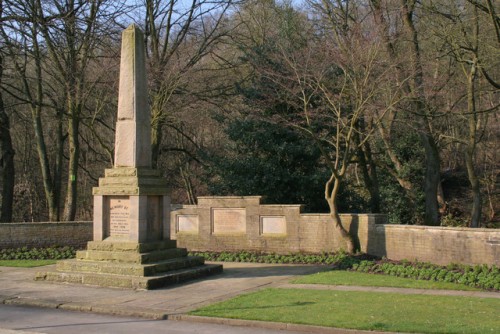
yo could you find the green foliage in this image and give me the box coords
[440,214,468,227]
[205,116,369,213]
[293,270,480,291]
[350,259,500,291]
[190,250,365,265]
[192,250,499,291]
[205,117,330,212]
[0,246,76,260]
[375,130,426,224]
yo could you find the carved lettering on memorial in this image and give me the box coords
[109,196,130,236]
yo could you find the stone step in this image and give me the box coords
[76,247,188,264]
[86,240,177,253]
[36,264,223,290]
[56,256,205,276]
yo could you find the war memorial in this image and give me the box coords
[35,25,222,289]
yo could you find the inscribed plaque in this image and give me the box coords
[261,216,286,234]
[177,215,199,233]
[212,208,245,234]
[109,196,130,236]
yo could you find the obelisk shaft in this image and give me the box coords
[114,24,151,168]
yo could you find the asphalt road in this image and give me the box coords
[0,304,304,334]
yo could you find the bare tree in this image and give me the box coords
[142,0,233,170]
[0,50,15,222]
[428,0,500,227]
[238,1,401,251]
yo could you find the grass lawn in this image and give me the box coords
[292,270,480,291]
[0,260,57,267]
[191,288,500,334]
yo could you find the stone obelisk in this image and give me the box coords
[92,24,168,243]
[36,25,222,289]
[114,23,151,169]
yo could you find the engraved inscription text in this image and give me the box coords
[109,197,130,236]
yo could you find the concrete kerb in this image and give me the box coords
[170,315,402,334]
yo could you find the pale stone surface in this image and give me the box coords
[212,208,246,234]
[261,216,286,234]
[162,196,171,239]
[109,197,130,236]
[114,24,151,168]
[93,195,105,241]
[177,215,199,233]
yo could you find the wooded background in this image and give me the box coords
[0,0,498,228]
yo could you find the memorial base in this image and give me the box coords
[35,240,222,290]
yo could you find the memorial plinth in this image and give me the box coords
[35,25,222,289]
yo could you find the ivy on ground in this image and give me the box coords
[351,259,500,291]
[0,246,76,260]
[190,251,500,291]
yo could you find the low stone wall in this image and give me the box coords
[170,196,500,266]
[0,222,92,249]
[2,197,499,266]
[366,224,500,266]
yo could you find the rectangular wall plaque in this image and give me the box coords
[261,216,286,234]
[109,196,130,236]
[212,208,246,234]
[177,215,199,233]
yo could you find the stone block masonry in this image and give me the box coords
[1,196,498,267]
[171,196,500,266]
[0,222,92,249]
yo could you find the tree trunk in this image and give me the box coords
[63,103,80,221]
[151,105,163,168]
[465,58,481,228]
[371,0,441,225]
[421,133,441,225]
[325,174,355,253]
[0,55,15,223]
[355,120,380,213]
[401,0,441,225]
[52,108,64,221]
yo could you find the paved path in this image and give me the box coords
[0,304,308,334]
[0,262,326,318]
[0,262,498,334]
[280,283,500,298]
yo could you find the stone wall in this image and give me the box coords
[365,224,500,266]
[2,197,499,266]
[171,196,500,266]
[0,222,92,249]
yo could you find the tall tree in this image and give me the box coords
[143,0,233,169]
[0,0,62,221]
[0,51,15,222]
[1,0,125,221]
[428,0,500,227]
[235,0,401,251]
